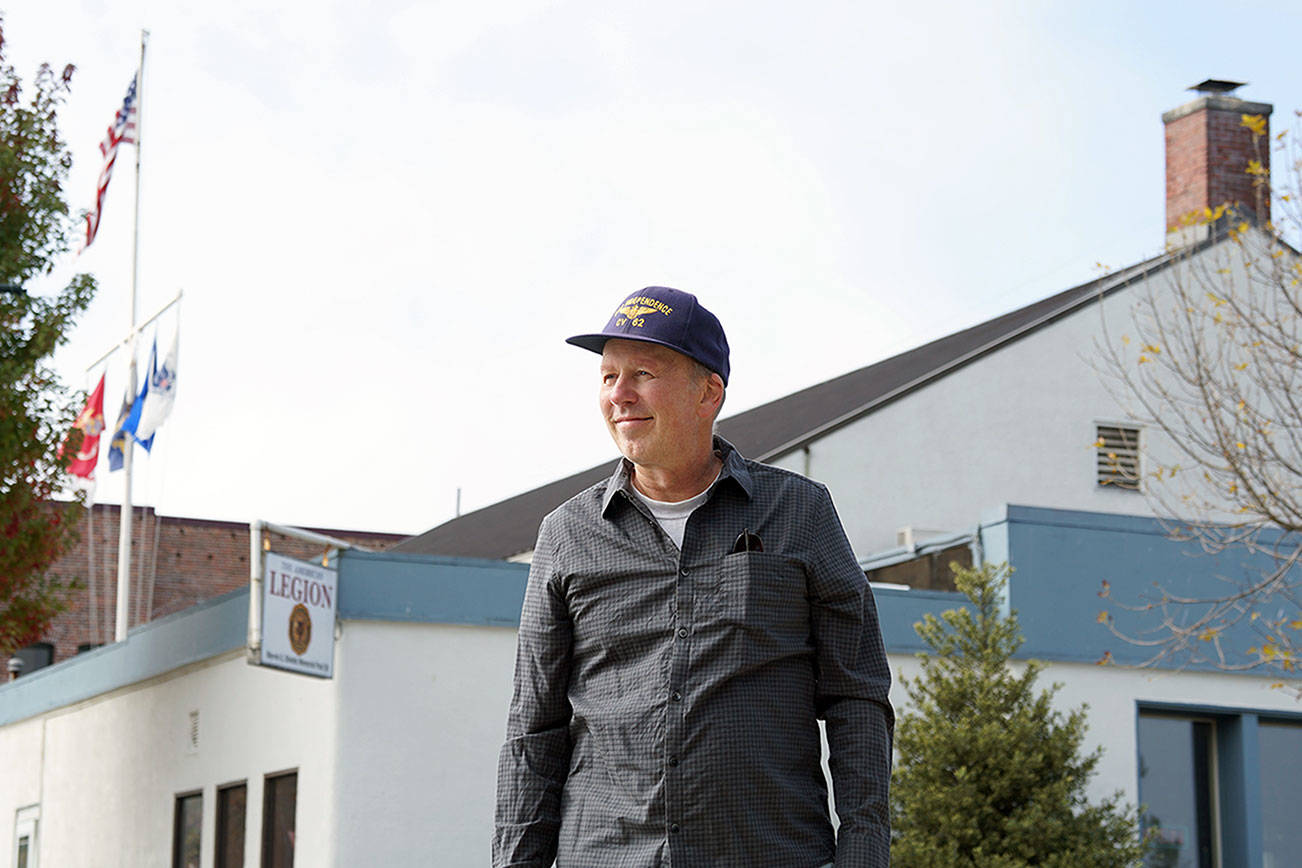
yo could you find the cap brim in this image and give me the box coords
[565,333,612,354]
[566,332,699,361]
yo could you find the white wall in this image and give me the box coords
[889,652,1301,810]
[775,256,1221,556]
[0,650,338,867]
[0,717,44,865]
[5,616,1296,865]
[331,620,517,868]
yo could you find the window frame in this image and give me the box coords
[12,804,39,868]
[171,789,203,868]
[261,769,298,868]
[1137,701,1302,867]
[215,780,247,868]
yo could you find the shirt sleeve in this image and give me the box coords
[493,517,574,867]
[805,486,895,868]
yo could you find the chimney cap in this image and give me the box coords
[1189,79,1247,95]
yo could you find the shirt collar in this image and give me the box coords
[600,436,753,518]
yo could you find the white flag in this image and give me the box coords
[135,328,178,444]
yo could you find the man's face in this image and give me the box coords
[599,339,718,472]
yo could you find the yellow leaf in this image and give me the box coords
[1238,221,1250,234]
[1242,113,1268,136]
[1246,159,1267,176]
[1097,611,1110,623]
[1237,442,1247,449]
[1143,343,1162,354]
[1289,619,1302,630]
[1096,651,1114,666]
[1137,355,1150,364]
[1198,629,1219,641]
[1251,612,1261,621]
[1235,362,1249,371]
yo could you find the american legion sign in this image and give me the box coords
[259,552,338,677]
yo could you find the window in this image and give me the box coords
[216,782,247,868]
[13,805,38,868]
[11,644,53,678]
[1097,424,1141,490]
[172,791,202,868]
[262,771,297,868]
[864,542,972,591]
[1258,720,1302,868]
[1138,713,1217,867]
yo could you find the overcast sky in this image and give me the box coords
[9,0,1302,535]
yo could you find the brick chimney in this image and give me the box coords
[1163,79,1272,242]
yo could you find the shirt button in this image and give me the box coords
[680,568,688,577]
[669,755,679,767]
[669,823,680,834]
[677,627,688,638]
[671,690,682,702]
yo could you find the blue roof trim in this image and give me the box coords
[5,505,1289,728]
[337,550,529,626]
[0,586,249,727]
[872,586,971,653]
[1000,503,1297,672]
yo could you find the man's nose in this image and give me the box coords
[607,375,637,404]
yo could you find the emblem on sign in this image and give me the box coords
[289,603,312,655]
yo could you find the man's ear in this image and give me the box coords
[699,373,725,418]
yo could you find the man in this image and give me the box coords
[494,287,893,867]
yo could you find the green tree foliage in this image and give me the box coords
[0,16,97,657]
[891,563,1148,868]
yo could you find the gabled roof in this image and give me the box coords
[393,244,1198,560]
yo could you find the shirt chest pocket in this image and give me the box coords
[710,552,808,633]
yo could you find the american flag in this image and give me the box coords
[82,73,140,250]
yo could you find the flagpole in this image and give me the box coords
[115,30,148,644]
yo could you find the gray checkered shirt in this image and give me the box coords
[494,438,893,867]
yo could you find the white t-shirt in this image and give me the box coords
[630,475,718,550]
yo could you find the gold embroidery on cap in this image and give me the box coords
[615,295,674,329]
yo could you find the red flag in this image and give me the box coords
[64,373,107,483]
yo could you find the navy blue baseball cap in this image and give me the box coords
[567,287,730,385]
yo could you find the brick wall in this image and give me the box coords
[1165,97,1271,230]
[38,505,406,665]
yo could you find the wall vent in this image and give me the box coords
[1097,425,1141,490]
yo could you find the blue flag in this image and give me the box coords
[107,386,134,472]
[122,338,157,452]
